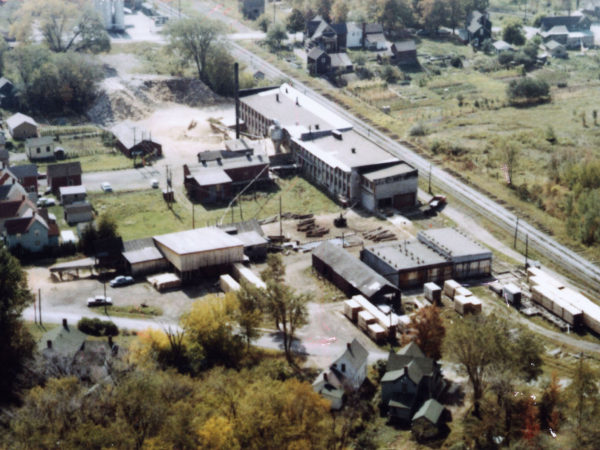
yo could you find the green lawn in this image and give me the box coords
[89,176,340,241]
[105,304,163,319]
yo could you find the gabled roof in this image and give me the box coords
[9,164,38,179]
[0,77,13,90]
[308,47,327,60]
[393,40,417,53]
[312,20,337,39]
[111,122,158,150]
[6,113,37,131]
[398,341,426,358]
[544,25,569,36]
[385,342,435,385]
[313,241,399,299]
[545,39,565,50]
[540,15,589,31]
[329,52,353,68]
[364,23,384,34]
[0,148,8,160]
[0,183,26,202]
[47,161,82,178]
[25,136,54,147]
[5,215,39,234]
[0,196,34,219]
[331,23,347,34]
[332,338,369,374]
[365,33,386,43]
[38,322,87,356]
[412,399,445,425]
[64,202,93,214]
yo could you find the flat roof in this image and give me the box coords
[153,227,244,255]
[366,240,448,270]
[418,228,492,260]
[59,185,87,196]
[362,162,416,181]
[241,83,352,133]
[294,129,399,172]
[192,169,232,186]
[123,246,166,264]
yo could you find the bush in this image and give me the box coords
[507,78,550,105]
[498,51,514,67]
[409,122,428,136]
[503,19,526,46]
[78,317,119,337]
[450,56,463,68]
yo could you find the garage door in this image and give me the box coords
[393,192,416,209]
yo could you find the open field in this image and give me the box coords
[88,176,340,241]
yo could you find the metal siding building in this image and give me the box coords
[312,241,400,305]
[417,228,492,279]
[122,237,169,277]
[153,227,244,281]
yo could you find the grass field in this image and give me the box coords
[106,304,163,319]
[88,176,340,241]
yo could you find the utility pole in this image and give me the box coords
[38,288,42,327]
[428,164,432,194]
[103,278,108,316]
[33,292,37,325]
[192,203,195,228]
[513,217,519,249]
[239,200,244,221]
[525,234,529,269]
[231,204,234,223]
[279,196,282,237]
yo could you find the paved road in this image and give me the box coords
[82,165,165,192]
[155,0,600,295]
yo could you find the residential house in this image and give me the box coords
[305,16,347,53]
[381,342,444,422]
[329,52,354,73]
[25,136,56,161]
[39,318,87,361]
[8,164,38,196]
[492,40,515,53]
[183,154,270,203]
[308,47,331,75]
[0,195,36,233]
[64,202,94,225]
[346,22,363,48]
[378,40,418,66]
[539,15,594,48]
[545,40,568,58]
[0,77,15,107]
[239,0,264,19]
[0,183,27,202]
[363,23,387,50]
[313,339,369,409]
[0,148,9,169]
[59,185,87,205]
[47,162,82,195]
[466,10,492,47]
[110,123,162,158]
[411,399,450,440]
[6,113,38,139]
[4,210,59,253]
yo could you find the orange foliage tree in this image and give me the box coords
[402,305,446,360]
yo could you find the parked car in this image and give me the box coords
[109,275,134,287]
[150,179,159,189]
[101,182,113,192]
[36,197,56,207]
[87,295,113,307]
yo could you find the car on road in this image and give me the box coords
[36,197,56,207]
[87,295,113,307]
[101,182,113,192]
[150,179,159,189]
[109,275,134,287]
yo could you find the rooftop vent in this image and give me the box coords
[276,93,280,102]
[332,130,342,140]
[351,148,356,153]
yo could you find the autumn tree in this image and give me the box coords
[0,244,35,404]
[180,293,244,370]
[260,254,308,364]
[265,21,288,52]
[567,355,600,444]
[165,15,225,86]
[446,0,465,33]
[373,0,414,36]
[286,8,306,32]
[401,305,445,360]
[538,372,561,433]
[236,281,263,350]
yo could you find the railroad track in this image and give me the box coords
[155,0,600,294]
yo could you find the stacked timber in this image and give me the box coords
[424,282,442,304]
[358,310,377,330]
[368,323,387,342]
[455,286,472,298]
[443,280,461,299]
[232,263,266,289]
[344,298,362,322]
[362,227,395,242]
[455,295,482,315]
[220,274,241,293]
[530,284,582,327]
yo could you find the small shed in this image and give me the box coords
[6,113,38,139]
[110,123,162,158]
[64,202,94,225]
[307,47,331,75]
[122,237,169,277]
[424,282,441,305]
[502,283,521,306]
[411,399,448,442]
[59,185,87,205]
[344,298,362,322]
[25,136,55,161]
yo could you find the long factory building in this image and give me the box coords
[239,84,418,211]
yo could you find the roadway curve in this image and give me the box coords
[155,1,600,294]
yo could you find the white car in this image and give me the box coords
[87,295,113,307]
[36,197,56,207]
[150,179,159,189]
[101,182,113,192]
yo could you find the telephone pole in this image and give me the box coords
[513,217,519,249]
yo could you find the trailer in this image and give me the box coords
[502,283,521,306]
[358,310,377,331]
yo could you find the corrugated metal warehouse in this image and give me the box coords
[361,240,451,289]
[122,237,169,277]
[153,227,244,281]
[312,241,400,307]
[417,228,492,279]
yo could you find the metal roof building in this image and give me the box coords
[153,227,244,281]
[122,237,169,277]
[312,241,400,305]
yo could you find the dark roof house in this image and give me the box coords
[466,10,492,46]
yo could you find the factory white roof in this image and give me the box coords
[153,227,244,255]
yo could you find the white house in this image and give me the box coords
[346,22,363,48]
[6,113,38,139]
[313,339,369,409]
[25,136,55,161]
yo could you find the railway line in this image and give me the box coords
[156,0,600,294]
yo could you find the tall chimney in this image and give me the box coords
[62,318,68,330]
[234,62,240,139]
